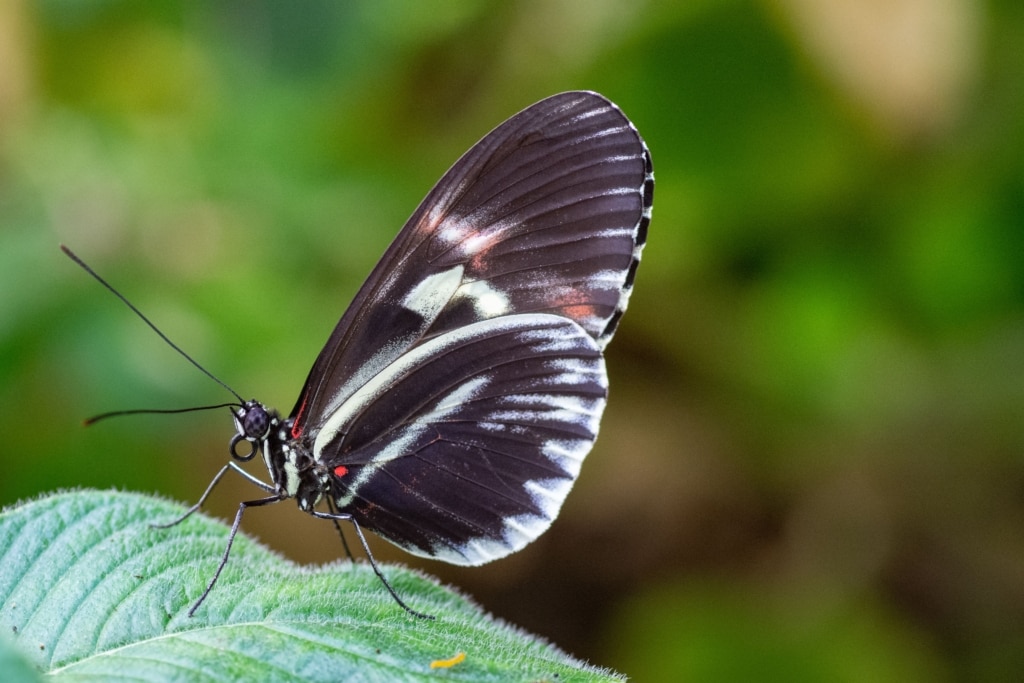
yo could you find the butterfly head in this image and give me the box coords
[229,399,277,462]
[227,402,326,510]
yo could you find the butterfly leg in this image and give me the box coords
[187,493,285,617]
[152,461,275,529]
[325,496,355,562]
[311,509,434,620]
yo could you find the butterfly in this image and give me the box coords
[67,90,652,618]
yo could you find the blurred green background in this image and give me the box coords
[2,1,1022,680]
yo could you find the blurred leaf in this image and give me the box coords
[607,580,947,683]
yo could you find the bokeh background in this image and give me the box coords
[2,1,1022,680]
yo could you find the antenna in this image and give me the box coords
[84,403,241,426]
[61,245,245,404]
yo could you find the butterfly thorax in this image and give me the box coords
[231,400,328,511]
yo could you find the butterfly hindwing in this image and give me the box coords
[316,314,606,565]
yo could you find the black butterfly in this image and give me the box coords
[67,90,652,618]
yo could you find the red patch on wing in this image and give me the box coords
[333,465,349,478]
[560,303,600,319]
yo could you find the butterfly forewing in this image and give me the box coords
[292,91,652,436]
[287,90,651,565]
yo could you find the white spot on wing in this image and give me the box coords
[400,265,464,318]
[456,279,511,317]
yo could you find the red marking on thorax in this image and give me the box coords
[291,396,308,439]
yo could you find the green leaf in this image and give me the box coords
[0,634,42,683]
[0,490,621,682]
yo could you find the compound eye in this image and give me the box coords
[242,404,271,439]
